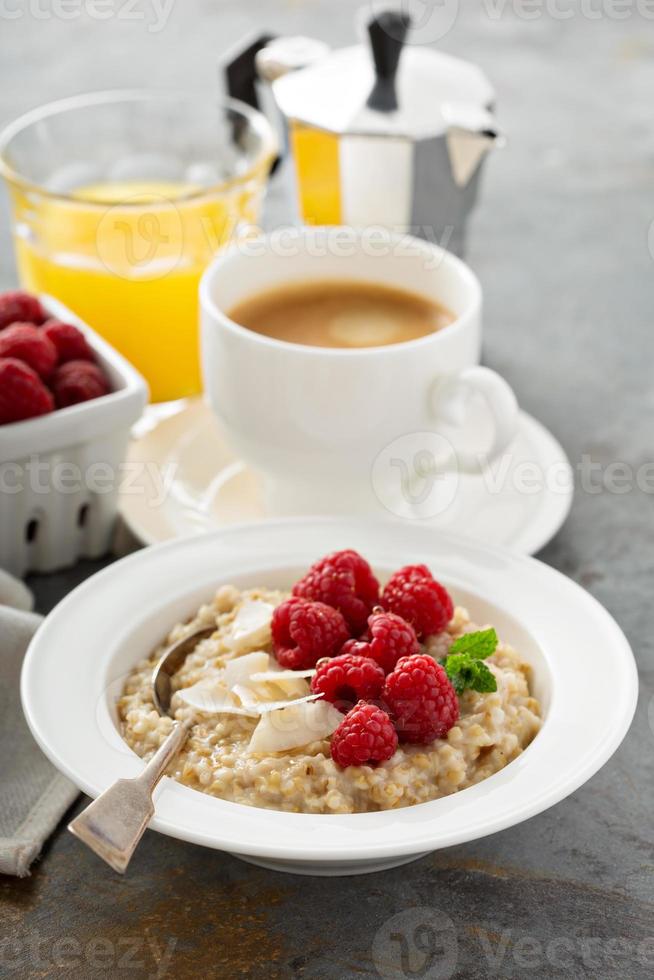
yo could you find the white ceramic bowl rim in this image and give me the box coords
[21,518,638,863]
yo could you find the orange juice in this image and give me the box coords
[290,123,342,225]
[12,178,263,402]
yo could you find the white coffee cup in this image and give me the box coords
[200,227,519,516]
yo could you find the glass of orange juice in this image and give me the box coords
[0,91,276,403]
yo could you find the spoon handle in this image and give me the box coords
[138,719,192,793]
[68,720,191,874]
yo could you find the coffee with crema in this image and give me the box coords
[228,280,455,349]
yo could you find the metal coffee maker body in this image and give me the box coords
[225,11,503,257]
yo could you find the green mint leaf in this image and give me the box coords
[444,651,498,696]
[467,660,496,693]
[448,628,498,660]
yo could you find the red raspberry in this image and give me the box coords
[382,564,453,639]
[383,654,459,744]
[342,609,419,674]
[0,291,45,330]
[292,549,380,635]
[330,701,398,767]
[272,597,349,670]
[0,323,57,379]
[51,360,110,408]
[311,653,385,712]
[42,320,94,364]
[0,357,54,424]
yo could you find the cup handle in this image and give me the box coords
[429,366,519,473]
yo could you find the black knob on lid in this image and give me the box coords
[366,11,410,112]
[224,33,276,110]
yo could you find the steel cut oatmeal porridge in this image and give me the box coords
[118,553,542,815]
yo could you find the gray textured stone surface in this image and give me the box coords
[1,2,653,978]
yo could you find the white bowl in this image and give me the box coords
[21,518,638,876]
[0,295,148,576]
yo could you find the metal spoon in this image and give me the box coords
[68,625,215,873]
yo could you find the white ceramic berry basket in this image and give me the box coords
[0,295,148,577]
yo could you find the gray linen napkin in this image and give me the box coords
[0,570,78,876]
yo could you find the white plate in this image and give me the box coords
[120,400,573,555]
[21,518,636,875]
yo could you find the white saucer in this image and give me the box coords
[120,400,573,555]
[21,518,637,875]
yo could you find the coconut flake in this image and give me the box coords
[248,698,343,753]
[178,678,321,718]
[175,646,323,718]
[226,600,274,652]
[177,679,259,716]
[254,693,323,715]
[232,682,272,708]
[250,669,316,682]
[251,666,313,699]
[231,684,321,715]
[223,651,270,688]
